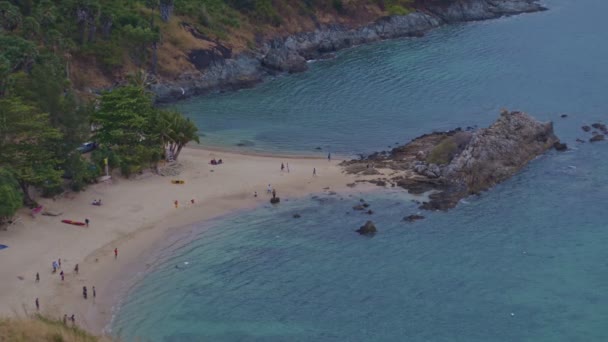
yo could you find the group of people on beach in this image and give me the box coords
[33,248,119,325]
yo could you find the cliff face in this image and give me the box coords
[342,111,560,210]
[151,0,546,102]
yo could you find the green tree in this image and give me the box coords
[160,110,200,160]
[0,1,22,31]
[92,85,161,176]
[0,168,23,224]
[0,97,63,204]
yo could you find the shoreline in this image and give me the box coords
[0,146,387,336]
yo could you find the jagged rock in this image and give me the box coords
[404,214,425,222]
[343,111,558,211]
[553,141,568,151]
[356,221,377,235]
[293,213,301,218]
[270,197,280,204]
[591,123,607,131]
[362,203,370,208]
[590,134,605,142]
[582,125,591,132]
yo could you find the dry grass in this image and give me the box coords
[0,315,112,342]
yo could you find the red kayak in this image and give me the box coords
[61,219,86,226]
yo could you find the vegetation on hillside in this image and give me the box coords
[0,315,110,342]
[0,1,202,224]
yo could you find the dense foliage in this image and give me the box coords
[0,1,201,220]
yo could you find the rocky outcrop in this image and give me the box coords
[404,214,425,222]
[342,111,559,210]
[152,0,545,103]
[356,221,377,235]
[590,134,605,143]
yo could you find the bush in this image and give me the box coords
[332,0,345,14]
[387,5,410,15]
[427,137,458,165]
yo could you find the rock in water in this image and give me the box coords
[356,221,377,235]
[582,125,591,132]
[270,197,280,204]
[292,213,301,218]
[590,134,605,142]
[404,214,425,222]
[342,110,559,211]
[553,141,568,151]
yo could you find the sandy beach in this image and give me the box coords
[0,147,378,335]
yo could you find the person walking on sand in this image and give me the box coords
[83,286,88,299]
[35,298,39,311]
[85,218,89,227]
[328,152,331,161]
[287,163,290,173]
[174,200,179,208]
[254,191,258,198]
[114,248,118,259]
[35,272,39,282]
[93,286,96,299]
[60,270,64,281]
[313,168,317,176]
[281,163,285,172]
[272,189,277,199]
[58,258,61,268]
[70,314,75,325]
[267,184,272,194]
[74,264,79,274]
[52,261,58,273]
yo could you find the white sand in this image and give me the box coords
[0,147,385,334]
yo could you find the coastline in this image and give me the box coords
[0,146,383,336]
[150,0,546,103]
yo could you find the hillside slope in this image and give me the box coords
[0,0,545,101]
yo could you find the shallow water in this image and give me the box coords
[114,0,608,340]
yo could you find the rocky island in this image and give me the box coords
[342,110,561,210]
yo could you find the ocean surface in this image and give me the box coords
[112,0,608,340]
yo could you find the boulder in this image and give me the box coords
[591,123,607,132]
[590,134,605,142]
[553,141,568,151]
[576,138,586,143]
[560,114,568,118]
[292,213,301,218]
[353,204,365,211]
[356,221,377,235]
[404,214,425,222]
[582,125,591,132]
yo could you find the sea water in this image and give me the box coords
[112,0,608,340]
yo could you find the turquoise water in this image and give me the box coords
[113,0,608,340]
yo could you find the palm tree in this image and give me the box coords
[154,110,199,161]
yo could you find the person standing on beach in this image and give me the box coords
[114,248,118,259]
[60,270,64,281]
[174,200,179,208]
[85,218,89,227]
[254,191,258,198]
[35,272,39,282]
[74,264,79,274]
[52,261,58,273]
[58,258,61,268]
[83,286,88,299]
[287,163,290,173]
[35,298,39,311]
[313,168,317,176]
[328,152,331,161]
[281,163,285,172]
[267,184,272,194]
[93,286,96,299]
[70,314,75,325]
[63,314,67,325]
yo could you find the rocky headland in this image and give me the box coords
[151,0,546,102]
[342,110,561,211]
